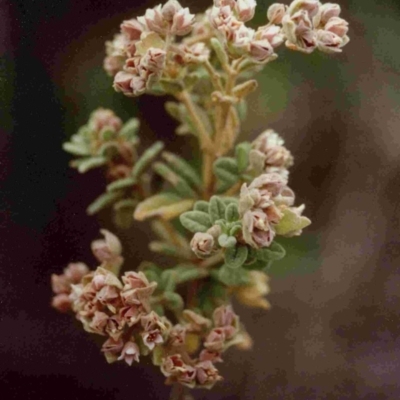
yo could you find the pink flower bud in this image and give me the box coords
[142,48,166,72]
[121,271,157,310]
[314,3,341,27]
[118,340,140,365]
[51,293,72,312]
[162,0,182,21]
[212,305,239,339]
[51,274,70,294]
[242,209,275,248]
[209,5,234,30]
[256,25,285,48]
[169,324,187,347]
[89,109,122,134]
[232,24,255,49]
[324,16,349,38]
[63,262,89,283]
[190,232,215,258]
[199,349,223,363]
[119,304,143,327]
[171,7,195,35]
[195,361,222,388]
[161,355,197,387]
[235,0,256,22]
[105,314,126,340]
[282,10,317,54]
[204,328,226,351]
[91,230,123,272]
[267,3,287,24]
[113,71,136,96]
[248,39,274,62]
[249,173,288,197]
[139,5,167,35]
[121,18,145,41]
[288,0,320,19]
[89,311,108,335]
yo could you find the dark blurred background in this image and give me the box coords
[1,0,400,398]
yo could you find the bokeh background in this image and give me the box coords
[1,0,400,398]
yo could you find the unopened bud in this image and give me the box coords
[235,0,257,22]
[267,3,286,25]
[190,232,215,258]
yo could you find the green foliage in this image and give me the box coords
[153,162,197,198]
[180,210,212,233]
[225,203,240,222]
[161,151,202,190]
[235,142,252,174]
[209,196,226,223]
[87,191,123,215]
[250,241,286,262]
[217,265,250,286]
[213,157,240,191]
[224,245,249,269]
[132,141,164,180]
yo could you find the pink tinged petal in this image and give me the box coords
[142,329,164,350]
[248,39,274,62]
[118,341,140,365]
[113,71,135,96]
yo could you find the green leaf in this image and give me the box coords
[87,191,123,215]
[180,211,212,233]
[236,99,248,122]
[218,234,237,248]
[62,142,90,156]
[218,265,250,286]
[194,200,209,213]
[165,101,182,121]
[224,245,249,268]
[243,258,270,271]
[149,241,191,259]
[164,292,184,311]
[209,196,226,223]
[113,198,138,210]
[152,345,165,366]
[98,142,120,158]
[235,142,252,174]
[162,151,202,190]
[210,38,229,68]
[214,157,239,190]
[131,141,164,180]
[160,270,177,292]
[274,207,311,236]
[174,265,208,283]
[134,193,194,221]
[120,118,140,139]
[225,203,240,222]
[106,177,136,192]
[232,80,258,99]
[252,241,286,261]
[76,156,107,173]
[153,162,197,198]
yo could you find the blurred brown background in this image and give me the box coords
[1,0,400,399]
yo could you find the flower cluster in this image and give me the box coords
[161,305,240,389]
[280,0,350,54]
[51,263,89,312]
[63,108,139,180]
[240,172,307,248]
[249,129,293,178]
[106,0,196,97]
[209,0,284,63]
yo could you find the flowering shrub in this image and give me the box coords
[51,0,349,397]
